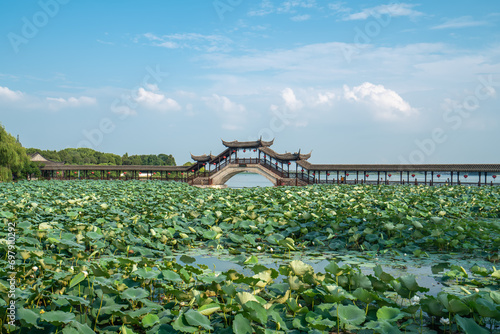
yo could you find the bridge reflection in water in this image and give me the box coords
[36,139,500,187]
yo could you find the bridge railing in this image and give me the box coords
[295,173,315,184]
[208,158,291,178]
[259,160,290,178]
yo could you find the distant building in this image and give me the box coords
[29,153,65,166]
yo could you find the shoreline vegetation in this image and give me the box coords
[26,148,176,167]
[2,122,184,182]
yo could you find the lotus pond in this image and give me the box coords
[1,180,499,333]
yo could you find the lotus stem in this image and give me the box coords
[337,302,340,334]
[419,307,423,334]
[94,296,104,332]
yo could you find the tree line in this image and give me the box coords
[0,123,178,181]
[25,148,176,166]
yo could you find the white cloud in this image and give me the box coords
[111,105,136,116]
[291,14,311,21]
[278,0,316,13]
[248,0,316,18]
[431,16,488,30]
[141,33,232,52]
[46,96,96,111]
[158,41,179,49]
[248,0,275,16]
[204,94,246,130]
[315,91,336,105]
[282,88,303,110]
[202,42,500,95]
[0,86,23,101]
[328,2,350,14]
[343,82,418,120]
[97,39,114,46]
[0,87,97,111]
[135,88,181,112]
[144,83,159,91]
[344,3,423,21]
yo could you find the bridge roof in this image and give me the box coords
[260,147,312,161]
[40,165,191,172]
[222,138,274,148]
[191,153,216,162]
[296,161,500,173]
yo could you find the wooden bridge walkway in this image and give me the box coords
[35,139,500,187]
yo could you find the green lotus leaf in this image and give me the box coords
[490,291,500,304]
[471,298,500,319]
[86,231,103,240]
[133,268,160,280]
[349,273,372,290]
[16,307,40,328]
[232,313,253,334]
[172,312,197,333]
[198,303,221,316]
[236,291,259,305]
[184,310,213,331]
[454,315,489,334]
[421,296,445,317]
[364,320,402,334]
[374,265,395,283]
[376,306,404,322]
[179,255,196,264]
[69,272,87,289]
[141,314,159,328]
[448,298,471,315]
[289,260,313,276]
[61,321,95,334]
[325,261,342,276]
[0,211,14,219]
[120,287,149,301]
[352,288,377,304]
[244,255,258,265]
[119,324,137,334]
[305,311,335,330]
[162,270,183,282]
[40,311,75,326]
[202,230,217,240]
[337,304,366,326]
[243,301,268,325]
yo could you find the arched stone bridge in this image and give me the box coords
[211,163,279,185]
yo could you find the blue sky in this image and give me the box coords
[1,0,499,165]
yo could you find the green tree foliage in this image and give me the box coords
[122,153,176,166]
[0,124,31,181]
[26,147,176,166]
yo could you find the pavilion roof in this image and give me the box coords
[259,147,312,161]
[222,138,274,148]
[191,153,216,162]
[29,153,65,165]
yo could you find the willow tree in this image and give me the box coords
[0,124,30,181]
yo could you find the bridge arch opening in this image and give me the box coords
[224,172,274,188]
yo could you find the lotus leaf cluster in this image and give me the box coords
[0,181,499,333]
